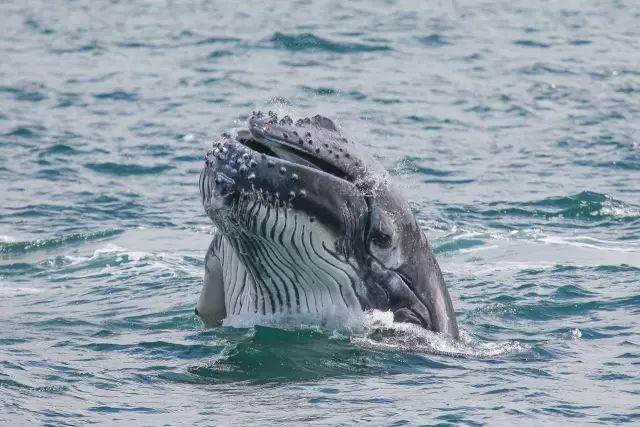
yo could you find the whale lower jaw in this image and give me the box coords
[214,203,363,320]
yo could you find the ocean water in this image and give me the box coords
[1,0,639,424]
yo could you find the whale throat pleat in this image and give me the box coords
[218,199,361,317]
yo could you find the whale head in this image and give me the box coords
[199,111,458,338]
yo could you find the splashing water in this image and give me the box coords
[352,310,528,358]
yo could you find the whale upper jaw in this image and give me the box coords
[201,145,368,237]
[200,112,372,239]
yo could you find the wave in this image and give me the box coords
[417,34,450,47]
[0,229,122,256]
[84,162,173,176]
[186,326,396,383]
[352,311,527,359]
[513,39,551,48]
[447,191,639,223]
[538,235,640,253]
[0,84,47,102]
[92,90,139,102]
[269,32,390,53]
[178,311,527,384]
[2,125,44,138]
[0,286,45,296]
[472,287,640,323]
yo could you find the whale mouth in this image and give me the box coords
[201,113,372,237]
[236,130,352,183]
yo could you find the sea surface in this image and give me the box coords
[1,0,639,424]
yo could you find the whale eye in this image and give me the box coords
[370,230,392,249]
[367,205,395,251]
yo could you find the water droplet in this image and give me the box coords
[568,328,582,340]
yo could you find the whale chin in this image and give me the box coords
[200,213,365,323]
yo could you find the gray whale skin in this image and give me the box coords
[197,111,458,339]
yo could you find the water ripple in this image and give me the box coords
[0,0,639,424]
[269,32,391,53]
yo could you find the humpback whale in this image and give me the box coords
[197,111,459,338]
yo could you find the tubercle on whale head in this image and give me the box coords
[202,135,303,203]
[246,111,381,186]
[200,111,377,209]
[250,110,338,131]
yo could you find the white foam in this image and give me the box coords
[458,244,499,254]
[539,235,639,253]
[0,286,45,296]
[443,260,557,277]
[351,310,528,358]
[566,328,582,340]
[222,306,366,332]
[221,308,526,359]
[595,200,639,218]
[57,244,202,282]
[91,244,148,262]
[63,244,151,266]
[444,227,544,243]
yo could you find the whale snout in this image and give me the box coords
[199,127,364,234]
[201,136,290,211]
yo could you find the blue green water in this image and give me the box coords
[1,1,639,424]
